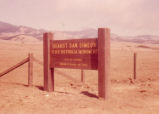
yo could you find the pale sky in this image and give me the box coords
[0,0,159,36]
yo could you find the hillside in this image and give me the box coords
[0,21,45,40]
[0,21,159,44]
[7,34,40,43]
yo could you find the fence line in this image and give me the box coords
[0,53,33,87]
[0,57,29,77]
[2,52,156,90]
[0,53,109,87]
[32,57,83,83]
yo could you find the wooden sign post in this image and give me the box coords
[43,33,54,91]
[98,28,110,99]
[43,28,110,99]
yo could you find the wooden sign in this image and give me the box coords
[43,28,110,100]
[50,39,98,69]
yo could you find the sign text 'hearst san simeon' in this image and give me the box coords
[52,41,97,54]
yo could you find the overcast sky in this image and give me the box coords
[0,0,159,36]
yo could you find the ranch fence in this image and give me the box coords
[0,53,33,86]
[0,53,84,87]
[111,49,159,82]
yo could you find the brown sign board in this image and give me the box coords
[50,38,98,70]
[43,28,110,100]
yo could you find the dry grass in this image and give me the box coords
[0,40,159,114]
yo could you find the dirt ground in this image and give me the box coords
[0,40,159,114]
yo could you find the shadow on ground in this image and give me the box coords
[81,91,98,98]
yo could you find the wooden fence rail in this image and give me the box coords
[0,53,33,86]
[0,57,29,77]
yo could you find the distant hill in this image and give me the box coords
[114,35,159,44]
[6,34,40,43]
[0,21,159,44]
[0,21,45,40]
[50,29,159,44]
[0,21,19,33]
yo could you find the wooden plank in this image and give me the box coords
[28,53,33,86]
[0,58,29,77]
[43,33,54,92]
[98,28,110,99]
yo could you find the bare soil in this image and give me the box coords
[0,40,159,114]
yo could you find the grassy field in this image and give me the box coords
[0,40,159,114]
